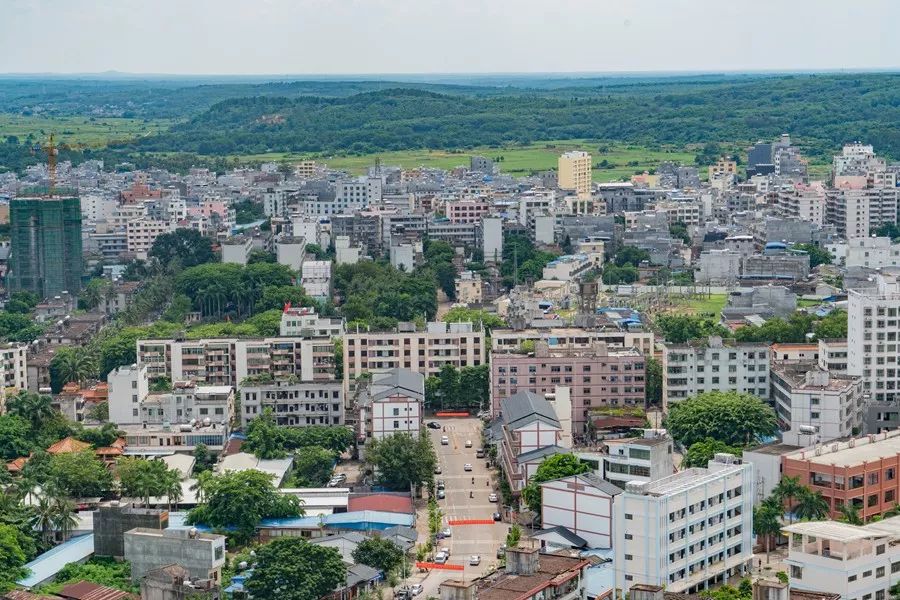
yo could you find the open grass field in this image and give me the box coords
[0,114,173,147]
[228,140,698,182]
[668,293,729,316]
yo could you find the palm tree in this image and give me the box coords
[53,349,97,387]
[165,472,183,512]
[773,476,804,523]
[838,503,863,525]
[32,496,55,546]
[51,496,78,542]
[7,390,56,432]
[753,502,782,563]
[794,488,830,521]
[190,471,213,504]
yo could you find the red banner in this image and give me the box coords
[448,519,495,526]
[415,562,465,571]
[435,411,470,417]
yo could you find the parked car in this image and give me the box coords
[395,589,410,600]
[465,439,473,448]
[469,555,481,566]
[489,493,498,502]
[437,489,445,499]
[436,480,445,490]
[441,436,450,445]
[434,552,448,564]
[493,512,502,522]
[427,421,442,429]
[410,584,424,596]
[441,527,452,538]
[434,464,442,474]
[463,463,473,471]
[441,546,450,556]
[496,544,506,559]
[475,449,485,458]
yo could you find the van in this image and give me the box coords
[441,436,449,445]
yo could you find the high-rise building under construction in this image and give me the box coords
[9,193,83,299]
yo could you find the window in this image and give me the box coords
[848,575,857,582]
[625,513,633,520]
[864,570,872,577]
[393,408,400,416]
[892,561,900,574]
[876,566,885,577]
[625,554,633,560]
[624,533,633,540]
[878,544,886,555]
[393,420,400,429]
[791,566,803,579]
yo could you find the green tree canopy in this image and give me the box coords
[682,438,743,468]
[521,454,590,514]
[442,307,506,333]
[0,523,29,592]
[247,538,346,600]
[614,246,651,267]
[351,536,404,574]
[365,432,436,492]
[149,229,216,269]
[814,310,848,339]
[117,457,181,506]
[663,391,777,447]
[186,469,303,540]
[655,315,729,343]
[791,243,832,268]
[48,450,114,498]
[290,447,336,487]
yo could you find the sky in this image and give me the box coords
[0,0,898,75]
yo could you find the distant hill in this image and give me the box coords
[121,73,900,159]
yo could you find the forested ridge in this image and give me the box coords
[124,73,900,158]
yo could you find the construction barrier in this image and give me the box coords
[416,562,465,571]
[435,411,470,417]
[448,519,495,526]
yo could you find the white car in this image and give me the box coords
[441,527,452,538]
[464,463,473,471]
[469,555,481,566]
[434,552,448,564]
[489,492,498,502]
[441,546,450,556]
[441,436,450,445]
[410,584,424,596]
[465,439,473,448]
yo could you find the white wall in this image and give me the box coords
[541,476,614,548]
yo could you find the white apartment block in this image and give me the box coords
[136,337,336,387]
[843,237,900,269]
[614,454,754,597]
[0,344,28,404]
[783,517,900,600]
[540,472,622,549]
[126,218,173,260]
[343,321,484,383]
[848,273,900,402]
[819,338,849,376]
[481,216,503,263]
[492,327,655,356]
[358,369,424,441]
[300,260,332,299]
[240,380,343,428]
[602,429,675,490]
[826,188,899,239]
[221,237,253,265]
[107,364,150,426]
[662,337,770,408]
[138,385,234,427]
[276,236,306,271]
[655,201,701,226]
[777,183,826,225]
[80,194,118,223]
[771,364,865,446]
[517,189,555,226]
[542,254,593,282]
[279,307,344,338]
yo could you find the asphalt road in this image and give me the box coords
[404,417,509,598]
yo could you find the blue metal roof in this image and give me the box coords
[260,510,415,531]
[18,534,95,588]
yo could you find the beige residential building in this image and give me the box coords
[126,218,173,260]
[559,151,593,198]
[343,321,484,384]
[454,270,483,305]
[708,157,737,181]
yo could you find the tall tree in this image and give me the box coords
[50,348,98,390]
[351,536,404,574]
[290,447,336,487]
[773,476,803,524]
[663,391,777,447]
[118,458,180,507]
[794,488,830,521]
[682,438,743,468]
[0,523,29,592]
[753,500,782,563]
[521,454,590,514]
[6,391,55,433]
[365,432,436,492]
[148,229,215,269]
[247,538,346,600]
[48,450,113,499]
[644,357,662,406]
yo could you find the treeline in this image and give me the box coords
[120,74,900,159]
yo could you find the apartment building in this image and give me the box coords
[239,380,343,428]
[125,528,226,584]
[540,472,622,549]
[782,429,900,521]
[136,336,336,387]
[655,201,701,226]
[614,454,754,596]
[221,236,253,265]
[126,218,172,260]
[771,363,865,446]
[300,260,332,299]
[819,338,849,376]
[498,390,564,493]
[358,369,424,442]
[848,273,900,402]
[559,151,593,198]
[427,220,477,247]
[826,188,899,239]
[776,183,826,225]
[783,516,900,600]
[0,343,27,402]
[491,326,655,355]
[602,429,675,490]
[492,341,646,436]
[842,237,900,269]
[343,321,484,383]
[662,337,770,408]
[279,306,344,338]
[708,158,737,181]
[445,198,490,224]
[542,254,594,282]
[454,270,483,305]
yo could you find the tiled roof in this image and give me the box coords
[46,437,91,455]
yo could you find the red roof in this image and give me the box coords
[58,581,135,600]
[348,493,414,514]
[46,437,91,455]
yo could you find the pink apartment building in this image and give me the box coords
[491,341,646,436]
[446,199,490,224]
